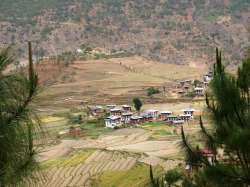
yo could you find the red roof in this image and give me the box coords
[201,149,214,157]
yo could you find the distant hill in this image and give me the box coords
[0,0,250,65]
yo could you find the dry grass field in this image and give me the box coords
[35,56,207,110]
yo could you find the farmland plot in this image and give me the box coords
[22,150,137,187]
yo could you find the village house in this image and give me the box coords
[88,105,104,116]
[122,105,132,112]
[145,109,159,120]
[182,108,195,116]
[203,81,209,87]
[121,112,133,124]
[177,90,185,95]
[130,116,144,124]
[201,149,216,165]
[106,104,117,109]
[110,108,123,116]
[184,85,190,90]
[166,115,178,122]
[194,87,204,96]
[185,80,193,84]
[172,119,185,125]
[179,81,185,87]
[185,148,216,174]
[203,74,213,83]
[69,126,82,137]
[179,114,192,121]
[141,113,153,122]
[160,111,173,120]
[105,116,122,128]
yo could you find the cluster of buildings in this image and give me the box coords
[89,104,197,128]
[175,71,213,97]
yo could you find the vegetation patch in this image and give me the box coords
[146,87,160,96]
[141,121,166,128]
[81,121,113,139]
[40,149,95,169]
[92,163,163,187]
[41,116,65,123]
[140,122,179,140]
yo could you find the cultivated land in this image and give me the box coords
[28,56,209,186]
[35,56,207,111]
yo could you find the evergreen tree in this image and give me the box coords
[133,97,143,113]
[164,169,182,187]
[181,48,250,187]
[0,42,39,186]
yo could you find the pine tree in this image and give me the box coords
[0,42,39,186]
[133,97,143,113]
[181,48,250,187]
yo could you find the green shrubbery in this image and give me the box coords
[147,87,160,96]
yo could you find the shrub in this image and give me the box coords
[147,87,160,96]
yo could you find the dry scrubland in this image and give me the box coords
[35,56,207,111]
[29,56,209,186]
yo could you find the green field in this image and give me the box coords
[80,120,113,139]
[141,122,179,140]
[41,149,95,169]
[92,163,163,187]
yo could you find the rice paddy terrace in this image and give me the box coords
[23,150,138,187]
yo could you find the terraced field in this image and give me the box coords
[22,150,138,187]
[35,56,207,109]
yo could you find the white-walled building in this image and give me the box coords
[194,87,204,96]
[182,108,196,116]
[110,108,123,116]
[121,112,133,124]
[145,109,159,119]
[172,119,185,125]
[106,104,117,109]
[179,114,193,121]
[105,116,122,128]
[122,105,132,112]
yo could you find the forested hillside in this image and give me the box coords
[0,0,249,65]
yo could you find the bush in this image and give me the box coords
[70,114,83,124]
[147,87,160,96]
[114,126,120,130]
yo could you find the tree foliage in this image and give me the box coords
[0,42,40,186]
[181,48,250,187]
[149,166,182,187]
[133,97,143,112]
[147,87,160,97]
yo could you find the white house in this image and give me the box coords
[166,115,178,122]
[106,104,117,109]
[182,108,196,116]
[172,119,185,125]
[121,112,133,124]
[204,74,213,82]
[194,87,204,96]
[110,108,123,116]
[105,116,122,128]
[179,114,193,121]
[122,105,132,112]
[76,48,83,53]
[130,116,143,124]
[145,109,159,119]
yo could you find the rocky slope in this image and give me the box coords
[0,0,250,65]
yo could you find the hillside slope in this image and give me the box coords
[0,0,250,65]
[35,56,207,108]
